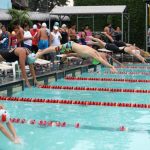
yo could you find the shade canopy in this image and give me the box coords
[49,5,129,42]
[50,5,127,15]
[0,9,69,21]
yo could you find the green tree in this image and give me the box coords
[28,0,69,12]
[74,0,145,48]
[8,9,32,30]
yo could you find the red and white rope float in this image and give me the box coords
[65,76,150,83]
[0,96,150,109]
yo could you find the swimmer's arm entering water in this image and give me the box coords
[6,121,21,143]
[107,54,124,66]
[0,123,15,142]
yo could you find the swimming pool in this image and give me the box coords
[1,64,150,150]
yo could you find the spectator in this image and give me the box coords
[38,22,50,60]
[30,24,39,53]
[54,22,59,27]
[37,23,41,29]
[13,22,24,47]
[0,25,10,50]
[0,23,2,34]
[38,22,50,50]
[23,24,32,50]
[80,27,87,45]
[10,31,17,49]
[84,25,92,41]
[113,26,122,41]
[51,26,62,46]
[68,24,77,42]
[104,23,115,36]
[50,26,62,62]
[60,24,69,44]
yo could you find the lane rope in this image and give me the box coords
[9,117,127,131]
[0,96,150,109]
[37,85,150,94]
[65,76,150,83]
[116,66,150,69]
[104,71,150,76]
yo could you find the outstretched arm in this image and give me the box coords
[124,47,146,63]
[107,54,123,66]
[0,123,14,142]
[89,36,106,48]
[92,52,117,73]
[7,121,17,138]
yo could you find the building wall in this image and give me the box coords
[0,0,12,9]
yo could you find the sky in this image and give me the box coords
[67,0,74,6]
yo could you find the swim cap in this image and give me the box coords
[92,58,100,65]
[53,26,59,30]
[61,24,67,28]
[42,22,47,27]
[33,24,37,29]
[0,109,10,123]
[54,22,59,27]
[27,53,36,64]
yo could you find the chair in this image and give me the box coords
[0,61,21,78]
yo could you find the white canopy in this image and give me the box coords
[50,5,127,15]
[49,5,129,42]
[0,9,69,21]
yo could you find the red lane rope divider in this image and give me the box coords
[65,76,150,83]
[38,85,150,94]
[9,118,79,128]
[9,117,127,131]
[0,96,150,109]
[104,71,150,76]
[116,66,150,69]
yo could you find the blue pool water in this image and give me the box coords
[1,64,150,150]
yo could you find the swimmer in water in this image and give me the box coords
[0,104,21,144]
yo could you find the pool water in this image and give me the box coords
[1,64,150,150]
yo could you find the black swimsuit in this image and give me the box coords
[105,43,126,53]
[113,40,126,47]
[0,48,30,62]
[0,49,19,62]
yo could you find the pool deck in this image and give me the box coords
[0,64,97,96]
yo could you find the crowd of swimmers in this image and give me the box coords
[0,21,150,143]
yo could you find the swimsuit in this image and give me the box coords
[61,41,73,53]
[0,48,34,64]
[38,40,49,50]
[55,41,73,54]
[0,49,19,62]
[105,43,125,53]
[113,40,126,47]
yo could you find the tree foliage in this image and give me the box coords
[8,9,32,30]
[74,0,146,48]
[28,0,69,12]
